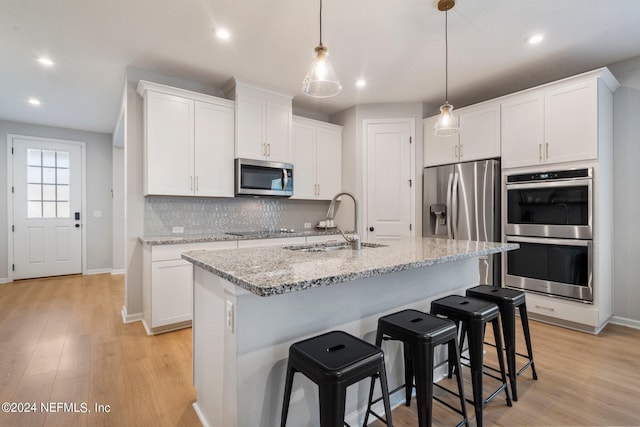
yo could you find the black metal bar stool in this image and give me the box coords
[431,295,512,427]
[465,285,538,401]
[280,330,393,427]
[364,309,468,427]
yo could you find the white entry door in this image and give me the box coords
[365,119,414,240]
[11,137,83,279]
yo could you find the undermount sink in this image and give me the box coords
[284,242,387,253]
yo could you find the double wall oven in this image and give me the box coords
[504,168,593,303]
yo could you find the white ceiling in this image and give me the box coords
[2,0,640,134]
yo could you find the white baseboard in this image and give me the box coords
[111,269,125,276]
[121,305,143,323]
[609,316,640,330]
[0,277,9,284]
[85,268,112,275]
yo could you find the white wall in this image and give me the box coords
[0,119,113,280]
[609,56,640,326]
[330,102,424,236]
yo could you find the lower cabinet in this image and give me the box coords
[142,240,238,334]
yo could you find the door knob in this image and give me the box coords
[75,224,80,228]
[369,227,375,232]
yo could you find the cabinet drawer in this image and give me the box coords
[151,240,238,261]
[524,292,599,327]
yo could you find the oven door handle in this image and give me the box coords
[451,172,459,239]
[506,235,592,246]
[446,172,454,239]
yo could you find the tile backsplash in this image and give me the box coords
[144,196,331,236]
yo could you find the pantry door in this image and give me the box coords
[10,136,84,280]
[364,119,415,240]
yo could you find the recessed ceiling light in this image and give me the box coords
[28,98,41,106]
[527,34,544,45]
[38,57,54,67]
[356,79,367,88]
[215,28,231,40]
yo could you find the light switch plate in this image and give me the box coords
[172,226,184,234]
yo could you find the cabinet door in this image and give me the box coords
[151,259,193,327]
[501,92,545,169]
[423,115,458,167]
[315,127,342,200]
[236,90,266,160]
[291,121,317,199]
[458,103,500,162]
[194,101,235,197]
[145,91,194,195]
[545,79,598,164]
[265,97,292,162]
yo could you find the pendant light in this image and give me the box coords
[302,0,342,98]
[434,0,460,136]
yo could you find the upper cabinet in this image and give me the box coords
[224,78,293,163]
[137,81,235,197]
[501,68,619,169]
[423,102,500,167]
[291,116,343,200]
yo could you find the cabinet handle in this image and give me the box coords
[195,176,199,192]
[459,144,463,158]
[535,304,555,312]
[539,144,542,162]
[546,142,549,159]
[267,143,271,157]
[262,143,266,157]
[317,184,320,195]
[454,145,458,159]
[190,176,193,191]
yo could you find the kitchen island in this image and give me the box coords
[182,237,518,427]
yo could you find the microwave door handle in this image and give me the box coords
[446,172,453,239]
[282,169,288,191]
[451,172,459,239]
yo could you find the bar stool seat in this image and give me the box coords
[465,285,538,401]
[365,309,468,427]
[280,330,393,427]
[431,295,512,427]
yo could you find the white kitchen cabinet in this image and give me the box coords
[292,116,343,200]
[142,240,238,334]
[501,69,618,169]
[224,79,293,163]
[137,81,235,197]
[423,102,499,167]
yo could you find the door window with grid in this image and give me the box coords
[27,149,70,218]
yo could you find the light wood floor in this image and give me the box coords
[1,274,639,427]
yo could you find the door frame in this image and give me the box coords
[6,134,87,282]
[362,118,416,240]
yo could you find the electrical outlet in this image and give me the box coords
[225,300,234,332]
[172,226,184,234]
[304,222,312,229]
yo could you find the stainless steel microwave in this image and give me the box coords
[235,158,293,197]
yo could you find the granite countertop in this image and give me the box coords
[182,237,519,297]
[139,229,342,245]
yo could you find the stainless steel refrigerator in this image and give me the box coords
[422,159,501,286]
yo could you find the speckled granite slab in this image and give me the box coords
[182,238,519,297]
[139,229,342,245]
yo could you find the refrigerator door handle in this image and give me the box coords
[446,172,454,239]
[452,172,459,239]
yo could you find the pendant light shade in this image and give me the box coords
[434,0,460,136]
[302,0,342,98]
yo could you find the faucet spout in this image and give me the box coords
[327,192,360,250]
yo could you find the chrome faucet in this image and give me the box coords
[326,192,361,250]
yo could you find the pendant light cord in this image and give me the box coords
[319,0,323,46]
[445,7,449,103]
